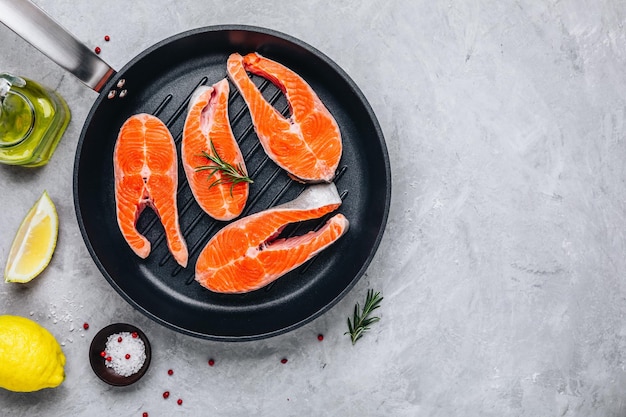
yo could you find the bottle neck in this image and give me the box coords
[0,78,10,116]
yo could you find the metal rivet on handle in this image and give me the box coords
[116,79,126,88]
[107,90,116,99]
[119,89,127,98]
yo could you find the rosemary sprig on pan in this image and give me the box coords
[195,140,253,196]
[345,289,383,345]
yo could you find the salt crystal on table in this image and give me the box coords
[103,331,146,377]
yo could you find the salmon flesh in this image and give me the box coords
[195,183,349,293]
[182,79,249,221]
[113,113,188,267]
[227,52,342,183]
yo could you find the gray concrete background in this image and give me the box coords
[1,0,626,416]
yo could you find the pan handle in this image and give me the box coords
[0,0,115,92]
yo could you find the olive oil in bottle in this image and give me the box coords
[0,72,70,167]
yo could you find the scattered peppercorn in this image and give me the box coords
[208,358,215,366]
[132,332,138,338]
[317,334,324,341]
[142,413,148,417]
[177,399,183,406]
[100,351,106,357]
[281,358,288,364]
[94,46,101,54]
[163,391,170,399]
[168,369,174,376]
[83,322,89,330]
[104,35,110,42]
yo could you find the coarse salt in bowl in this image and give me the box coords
[89,323,151,386]
[104,331,146,377]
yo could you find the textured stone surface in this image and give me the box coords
[1,0,626,415]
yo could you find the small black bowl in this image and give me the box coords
[89,323,151,386]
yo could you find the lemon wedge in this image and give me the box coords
[4,191,58,283]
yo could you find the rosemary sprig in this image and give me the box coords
[345,289,383,345]
[195,140,253,196]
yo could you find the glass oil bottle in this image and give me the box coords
[0,72,70,166]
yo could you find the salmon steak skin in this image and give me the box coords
[113,113,188,267]
[227,52,342,183]
[195,183,349,294]
[182,79,250,221]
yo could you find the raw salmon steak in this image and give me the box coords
[195,183,349,293]
[182,79,250,221]
[113,113,188,267]
[227,52,342,183]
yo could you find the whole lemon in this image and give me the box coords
[0,315,65,392]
